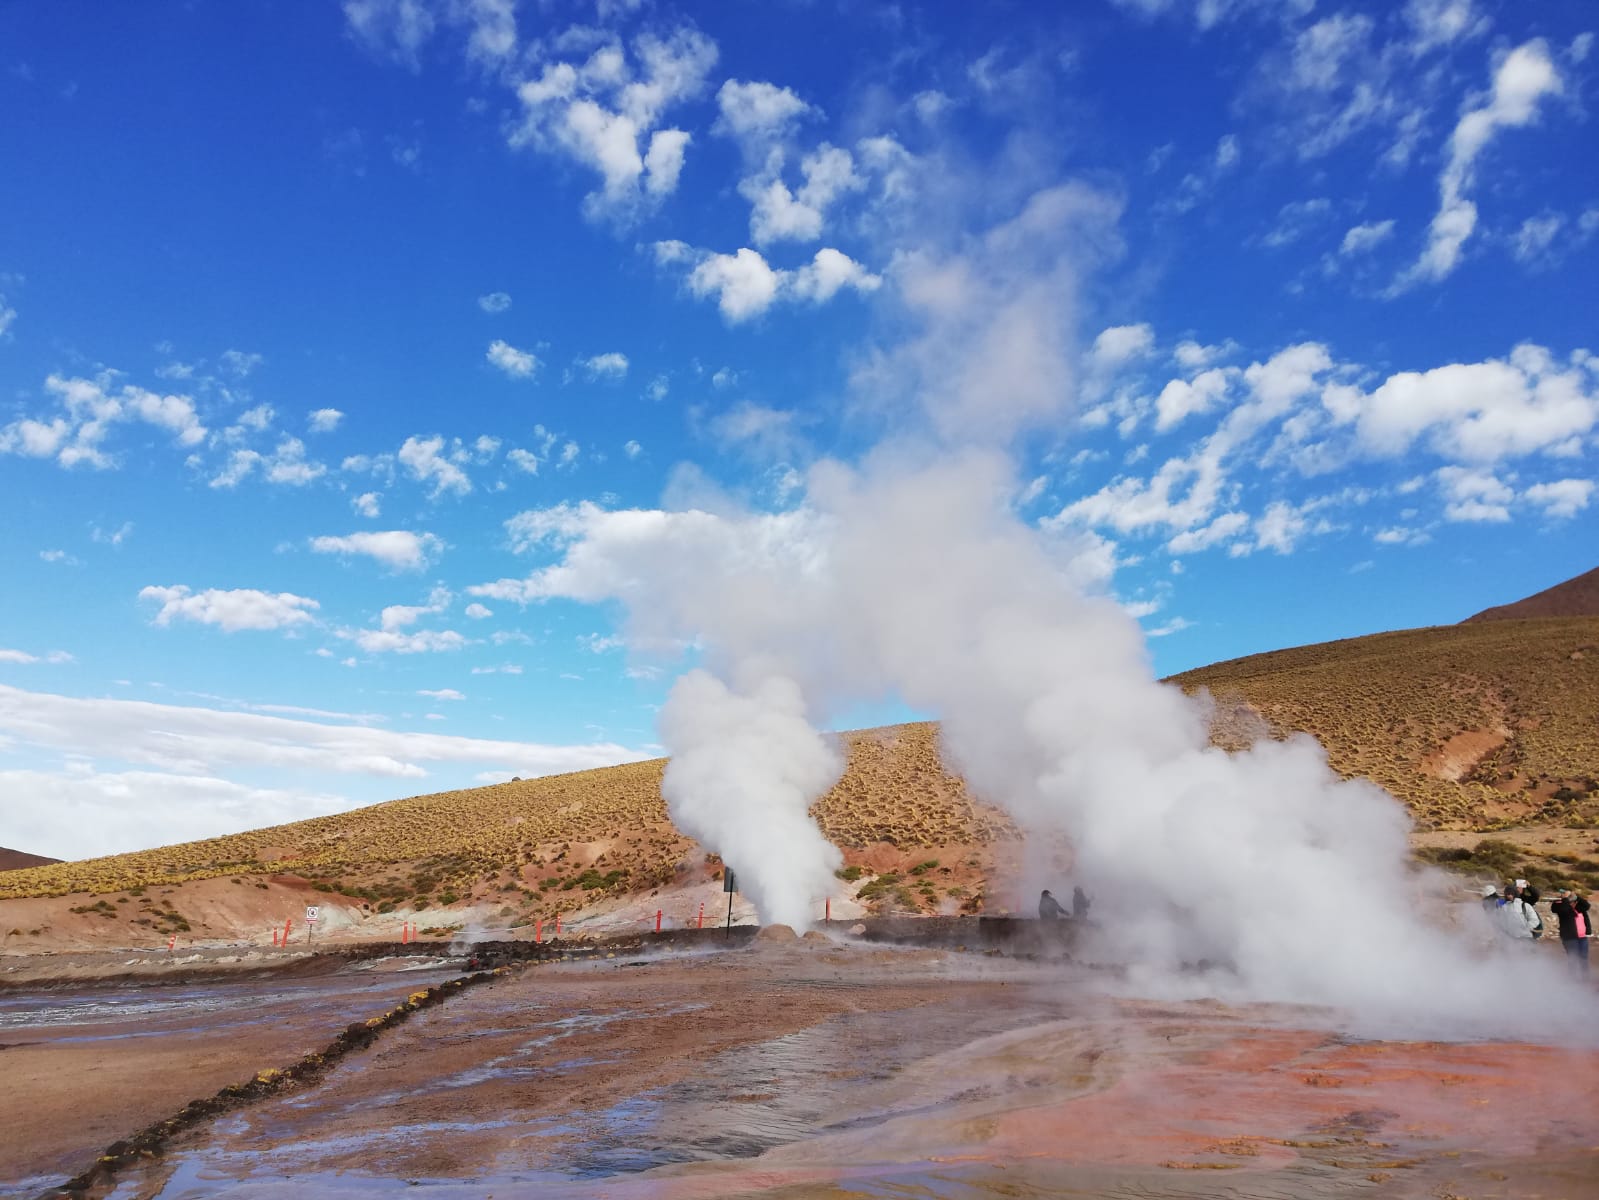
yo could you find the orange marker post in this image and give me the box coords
[283,917,292,945]
[555,914,561,937]
[272,928,279,947]
[535,917,543,944]
[167,935,177,952]
[655,909,663,933]
[697,902,704,929]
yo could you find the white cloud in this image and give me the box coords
[0,293,15,339]
[308,408,344,433]
[398,433,472,497]
[1404,0,1489,55]
[139,585,320,633]
[379,586,452,631]
[263,437,327,485]
[678,245,880,322]
[503,501,591,554]
[1322,343,1597,463]
[343,0,436,68]
[687,247,784,321]
[418,688,465,701]
[1523,478,1592,518]
[1340,219,1396,255]
[348,628,467,654]
[0,647,73,665]
[1396,40,1563,290]
[478,291,512,313]
[310,529,442,571]
[39,549,81,566]
[353,491,382,518]
[1,374,207,469]
[464,602,493,619]
[1165,511,1248,554]
[219,349,264,377]
[739,143,863,245]
[1155,367,1233,431]
[487,339,539,379]
[580,351,629,379]
[714,79,813,145]
[1436,465,1514,522]
[623,439,642,459]
[1090,324,1155,369]
[510,29,716,221]
[1214,133,1240,169]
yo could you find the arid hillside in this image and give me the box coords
[1170,616,1599,828]
[1463,564,1599,623]
[0,848,60,873]
[3,617,1595,934]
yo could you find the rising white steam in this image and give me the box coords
[478,175,1591,1033]
[659,671,843,929]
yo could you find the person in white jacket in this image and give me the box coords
[1494,888,1542,941]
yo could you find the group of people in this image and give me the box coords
[1038,887,1090,920]
[1482,877,1591,975]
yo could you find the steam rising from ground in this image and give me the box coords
[492,180,1590,1035]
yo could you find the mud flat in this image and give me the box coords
[4,931,1584,1200]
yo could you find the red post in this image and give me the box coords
[697,902,704,930]
[655,909,663,933]
[535,917,543,944]
[555,914,561,937]
[826,897,831,922]
[283,917,292,945]
[167,934,177,952]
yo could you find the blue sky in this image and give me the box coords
[1,0,1595,859]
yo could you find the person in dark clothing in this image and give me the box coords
[1550,890,1592,975]
[1072,886,1090,919]
[1038,889,1065,919]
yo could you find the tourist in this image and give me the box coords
[1549,890,1592,976]
[1038,889,1065,919]
[1494,886,1541,942]
[1514,877,1541,906]
[1072,885,1090,919]
[1481,884,1501,919]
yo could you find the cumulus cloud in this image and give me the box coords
[398,434,472,497]
[1,373,206,469]
[737,143,864,245]
[353,491,382,518]
[1090,323,1155,369]
[478,290,512,313]
[418,688,465,700]
[579,351,629,379]
[487,339,539,379]
[347,628,467,654]
[1435,465,1513,522]
[309,529,442,571]
[308,408,344,433]
[509,28,716,221]
[1155,367,1233,431]
[1395,40,1563,290]
[1523,478,1592,518]
[139,586,321,633]
[670,243,881,323]
[714,79,814,146]
[1321,343,1597,462]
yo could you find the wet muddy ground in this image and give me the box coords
[5,937,1598,1199]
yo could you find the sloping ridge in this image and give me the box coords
[0,847,62,872]
[1463,564,1599,623]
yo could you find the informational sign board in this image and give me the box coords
[305,905,320,923]
[722,869,736,894]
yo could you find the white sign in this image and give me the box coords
[305,906,320,923]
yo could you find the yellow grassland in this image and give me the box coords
[4,616,1594,902]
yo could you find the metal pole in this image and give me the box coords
[726,889,734,937]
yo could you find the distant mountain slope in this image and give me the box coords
[3,618,1596,906]
[0,847,61,872]
[1463,565,1599,623]
[1170,616,1599,828]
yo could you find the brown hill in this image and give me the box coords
[0,848,61,872]
[2,617,1595,925]
[1463,564,1599,623]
